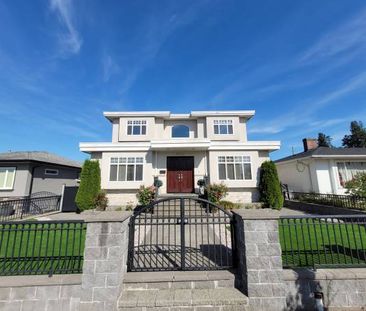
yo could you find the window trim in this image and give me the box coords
[0,167,16,190]
[213,120,233,135]
[45,168,59,176]
[217,156,252,181]
[109,157,144,182]
[126,120,147,136]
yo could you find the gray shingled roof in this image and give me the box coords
[0,151,82,168]
[275,147,366,163]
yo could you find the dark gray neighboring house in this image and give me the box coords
[0,151,81,199]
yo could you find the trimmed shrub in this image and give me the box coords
[75,160,101,211]
[207,183,228,204]
[136,185,156,206]
[94,190,108,211]
[259,161,283,210]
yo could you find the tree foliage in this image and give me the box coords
[342,121,366,148]
[75,160,101,211]
[259,161,284,210]
[317,132,333,148]
[345,172,366,197]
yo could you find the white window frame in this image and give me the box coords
[214,120,233,135]
[109,157,144,182]
[45,168,59,176]
[127,120,147,136]
[0,167,16,190]
[336,161,366,187]
[217,156,252,180]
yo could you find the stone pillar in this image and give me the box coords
[79,213,131,311]
[233,209,286,311]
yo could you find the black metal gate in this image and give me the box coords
[127,197,235,272]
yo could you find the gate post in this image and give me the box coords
[232,209,286,310]
[180,198,185,270]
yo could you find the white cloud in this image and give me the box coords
[249,72,366,135]
[300,8,366,64]
[102,54,120,82]
[49,0,82,55]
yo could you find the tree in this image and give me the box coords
[259,161,284,210]
[342,121,366,148]
[317,132,333,147]
[345,172,366,197]
[75,160,101,211]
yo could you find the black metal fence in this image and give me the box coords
[128,197,234,272]
[0,220,86,276]
[279,215,366,269]
[0,195,61,222]
[288,191,366,210]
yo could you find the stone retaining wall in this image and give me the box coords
[284,268,366,310]
[285,200,366,215]
[0,275,81,311]
[0,211,132,311]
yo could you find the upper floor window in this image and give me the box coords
[110,157,143,181]
[214,120,233,135]
[0,167,16,190]
[127,120,146,135]
[337,161,366,187]
[172,125,190,138]
[218,156,252,180]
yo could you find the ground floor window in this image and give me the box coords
[218,156,252,180]
[0,167,16,190]
[337,161,366,187]
[110,157,143,181]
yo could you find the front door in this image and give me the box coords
[167,156,194,193]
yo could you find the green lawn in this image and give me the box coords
[0,222,86,275]
[279,218,366,268]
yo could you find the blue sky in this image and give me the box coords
[1,0,366,161]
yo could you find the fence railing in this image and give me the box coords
[0,220,86,276]
[0,195,61,222]
[279,215,366,269]
[287,191,366,210]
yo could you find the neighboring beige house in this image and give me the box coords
[80,110,280,205]
[275,138,366,195]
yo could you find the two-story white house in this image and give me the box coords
[80,110,280,206]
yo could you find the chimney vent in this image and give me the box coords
[303,138,318,152]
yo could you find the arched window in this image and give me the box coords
[172,125,190,138]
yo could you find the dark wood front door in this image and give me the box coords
[167,157,194,193]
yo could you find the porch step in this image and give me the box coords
[118,287,248,310]
[119,271,247,310]
[122,270,237,290]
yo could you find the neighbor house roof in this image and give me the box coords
[0,151,82,168]
[103,110,255,121]
[275,147,366,164]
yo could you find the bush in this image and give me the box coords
[219,200,241,210]
[94,191,108,211]
[207,183,228,204]
[136,185,156,206]
[259,161,283,210]
[345,172,366,197]
[75,160,101,211]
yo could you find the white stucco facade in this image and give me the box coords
[80,110,280,206]
[276,154,366,195]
